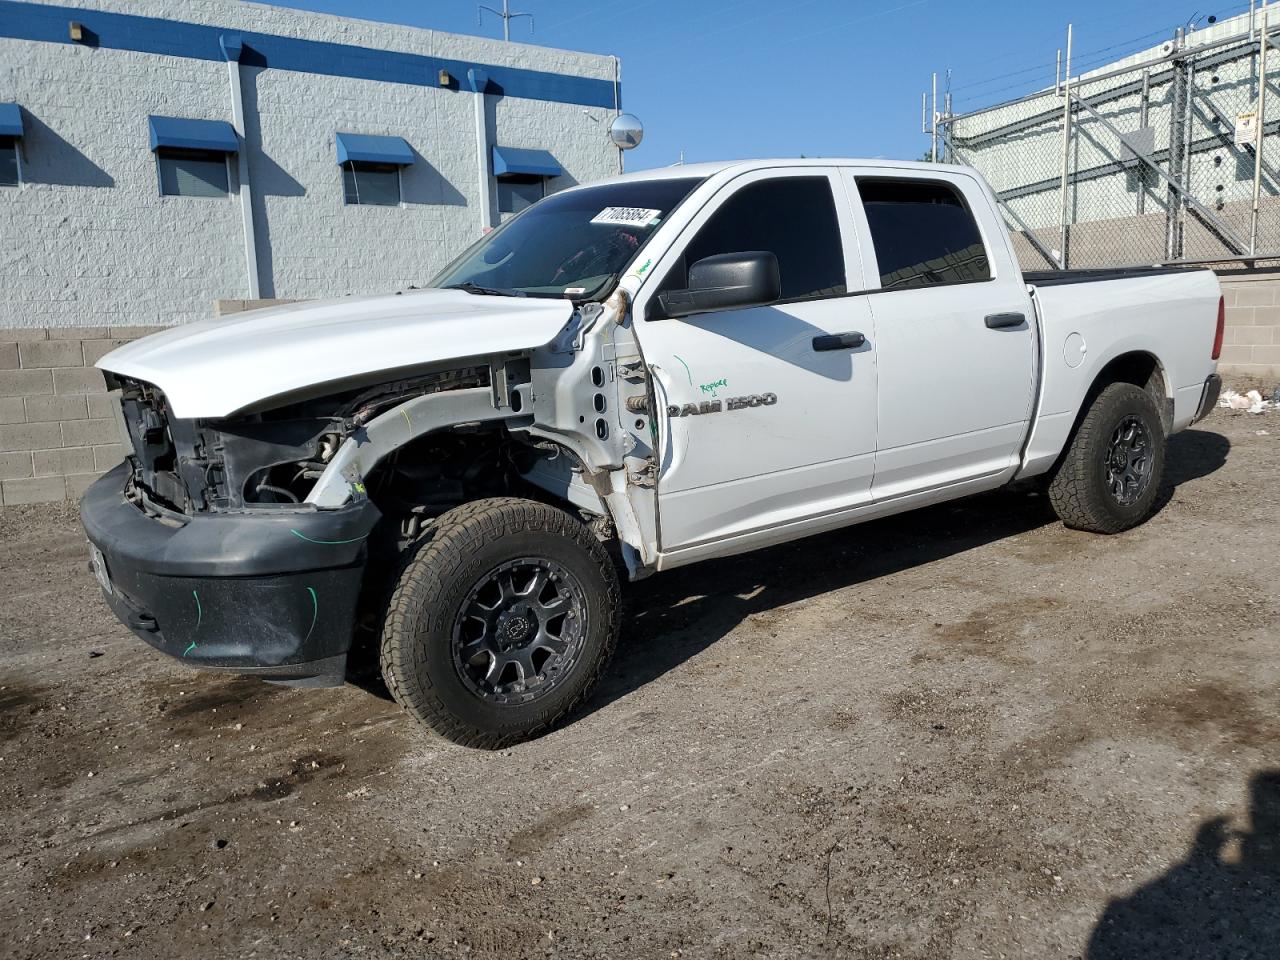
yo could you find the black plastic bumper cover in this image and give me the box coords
[81,464,381,683]
[1194,373,1223,423]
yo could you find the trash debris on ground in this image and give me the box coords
[1218,389,1279,414]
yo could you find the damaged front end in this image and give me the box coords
[87,361,532,684]
[82,288,664,687]
[82,374,397,686]
[111,366,494,515]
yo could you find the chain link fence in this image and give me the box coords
[940,22,1280,272]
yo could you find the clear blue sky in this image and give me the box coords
[266,0,1256,169]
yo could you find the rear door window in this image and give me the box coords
[857,178,991,289]
[662,176,846,302]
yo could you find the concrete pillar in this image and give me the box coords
[467,68,496,232]
[220,33,261,300]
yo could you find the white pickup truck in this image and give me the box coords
[82,159,1224,747]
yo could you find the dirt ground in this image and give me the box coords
[1,403,1278,960]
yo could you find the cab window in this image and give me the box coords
[660,176,846,302]
[857,178,991,289]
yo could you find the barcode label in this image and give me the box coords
[590,207,662,226]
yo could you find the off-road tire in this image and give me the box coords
[1048,381,1166,534]
[380,497,620,748]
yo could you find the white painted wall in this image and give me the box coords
[0,0,620,328]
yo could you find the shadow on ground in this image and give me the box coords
[1087,769,1280,959]
[588,426,1230,714]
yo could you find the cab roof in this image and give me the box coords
[589,157,972,185]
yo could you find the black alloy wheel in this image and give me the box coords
[1103,414,1154,507]
[452,558,589,705]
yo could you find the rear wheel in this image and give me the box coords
[380,497,619,748]
[1048,381,1166,534]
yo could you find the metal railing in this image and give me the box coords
[935,12,1280,272]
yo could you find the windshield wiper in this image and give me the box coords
[443,282,525,298]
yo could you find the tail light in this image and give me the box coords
[1212,295,1225,361]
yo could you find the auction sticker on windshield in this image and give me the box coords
[591,207,662,226]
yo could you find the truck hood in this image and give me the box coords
[97,290,574,419]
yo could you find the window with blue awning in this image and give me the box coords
[0,103,21,188]
[148,115,239,154]
[334,133,413,207]
[147,117,236,198]
[335,132,414,166]
[492,146,561,214]
[0,103,24,139]
[492,146,562,179]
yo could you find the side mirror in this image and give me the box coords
[653,251,781,320]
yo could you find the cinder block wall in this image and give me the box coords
[1219,272,1280,381]
[0,326,159,505]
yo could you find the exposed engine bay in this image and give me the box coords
[105,291,661,575]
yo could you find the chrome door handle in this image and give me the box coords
[812,331,866,351]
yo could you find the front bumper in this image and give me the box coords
[81,464,380,685]
[1193,373,1223,423]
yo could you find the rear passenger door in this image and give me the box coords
[842,170,1037,499]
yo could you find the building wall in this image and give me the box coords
[2,32,245,329]
[1218,272,1280,380]
[0,0,620,326]
[1,326,135,505]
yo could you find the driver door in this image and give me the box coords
[631,168,879,554]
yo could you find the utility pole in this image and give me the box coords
[479,0,533,41]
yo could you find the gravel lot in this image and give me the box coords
[1,404,1278,960]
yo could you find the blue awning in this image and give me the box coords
[148,115,238,153]
[0,103,23,139]
[335,132,414,166]
[492,146,562,178]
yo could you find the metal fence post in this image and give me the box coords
[943,89,952,162]
[1137,68,1151,216]
[1182,59,1195,256]
[931,72,939,163]
[1252,0,1271,254]
[1166,28,1187,261]
[1058,23,1073,269]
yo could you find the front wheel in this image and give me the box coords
[380,498,620,748]
[1048,381,1166,534]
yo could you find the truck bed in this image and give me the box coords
[1017,266,1221,481]
[1023,266,1193,287]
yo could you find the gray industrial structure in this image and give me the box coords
[935,8,1280,271]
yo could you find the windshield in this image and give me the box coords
[431,177,705,299]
